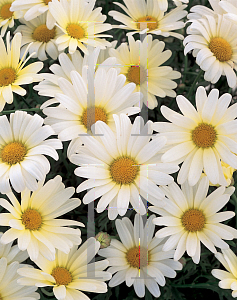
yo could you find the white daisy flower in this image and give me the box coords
[17,237,111,300]
[0,110,62,194]
[15,12,62,61]
[48,0,112,54]
[0,257,40,300]
[109,0,187,39]
[0,175,83,261]
[34,48,117,109]
[184,15,237,88]
[212,248,237,297]
[70,113,179,220]
[0,0,21,36]
[0,232,28,264]
[0,32,43,112]
[110,35,181,109]
[99,214,182,298]
[153,86,237,186]
[152,177,237,264]
[43,69,141,144]
[10,0,56,29]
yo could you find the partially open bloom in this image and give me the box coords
[0,175,83,261]
[17,238,111,300]
[153,86,237,186]
[0,32,43,111]
[212,248,237,298]
[10,0,56,29]
[152,177,237,264]
[109,0,187,39]
[70,114,179,220]
[184,15,237,87]
[48,0,112,54]
[0,257,40,300]
[0,111,62,193]
[110,35,181,109]
[99,214,182,298]
[0,0,20,36]
[15,12,62,60]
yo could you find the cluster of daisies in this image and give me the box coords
[0,0,237,299]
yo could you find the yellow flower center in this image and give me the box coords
[181,209,206,232]
[32,24,56,43]
[0,3,13,19]
[110,156,140,185]
[44,0,52,4]
[0,142,27,165]
[126,66,147,86]
[66,23,85,39]
[51,267,72,286]
[136,16,158,31]
[0,68,16,87]
[192,123,217,148]
[21,209,42,231]
[209,37,232,62]
[126,246,150,269]
[80,106,108,130]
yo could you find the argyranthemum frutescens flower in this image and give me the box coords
[0,257,40,300]
[153,86,237,186]
[110,35,181,109]
[43,68,141,143]
[0,232,28,264]
[99,214,182,298]
[48,0,112,54]
[17,237,111,300]
[212,248,237,297]
[0,175,83,261]
[152,177,237,264]
[15,12,62,61]
[184,15,237,88]
[0,0,21,36]
[187,0,225,20]
[0,32,43,111]
[0,111,62,193]
[10,0,56,29]
[109,0,187,39]
[70,114,179,220]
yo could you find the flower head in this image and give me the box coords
[99,214,182,298]
[70,114,179,220]
[0,0,20,36]
[110,35,181,109]
[15,12,62,61]
[48,0,112,54]
[153,86,237,186]
[109,0,187,39]
[0,175,83,261]
[152,177,237,264]
[0,32,43,111]
[17,237,111,300]
[0,111,62,193]
[184,15,237,87]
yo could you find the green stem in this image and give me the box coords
[186,70,203,99]
[0,108,41,115]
